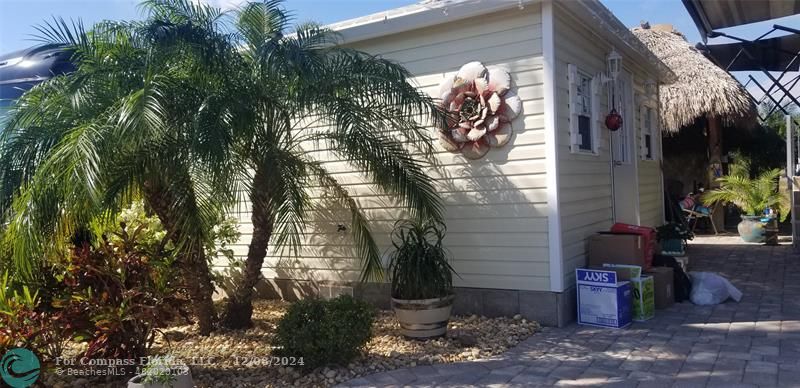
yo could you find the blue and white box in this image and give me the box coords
[576,268,632,329]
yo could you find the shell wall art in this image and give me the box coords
[437,61,522,159]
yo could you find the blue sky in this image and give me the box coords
[1,0,798,101]
[0,0,724,52]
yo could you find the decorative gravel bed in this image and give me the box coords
[45,300,539,388]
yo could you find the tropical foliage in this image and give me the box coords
[387,219,455,300]
[0,213,190,361]
[218,0,447,328]
[704,155,790,221]
[56,223,191,361]
[0,1,243,333]
[0,0,447,332]
[0,272,44,356]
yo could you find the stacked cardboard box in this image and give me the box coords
[601,264,654,322]
[576,268,632,329]
[580,231,678,328]
[645,266,675,309]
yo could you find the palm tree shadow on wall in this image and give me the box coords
[223,191,403,302]
[226,63,540,302]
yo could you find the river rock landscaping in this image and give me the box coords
[44,300,539,388]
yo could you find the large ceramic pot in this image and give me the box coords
[391,294,455,339]
[127,368,193,388]
[738,215,765,243]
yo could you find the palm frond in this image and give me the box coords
[305,161,383,282]
[235,0,291,54]
[704,157,789,220]
[313,104,443,223]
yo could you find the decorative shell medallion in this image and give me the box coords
[437,61,521,159]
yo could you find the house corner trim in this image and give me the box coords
[542,0,564,293]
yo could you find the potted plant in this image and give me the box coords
[703,157,789,243]
[387,218,456,339]
[656,222,693,255]
[128,356,193,388]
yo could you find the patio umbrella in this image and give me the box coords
[631,23,755,132]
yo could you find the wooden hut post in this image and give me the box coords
[707,115,724,230]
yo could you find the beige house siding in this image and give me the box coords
[636,114,665,228]
[632,64,664,228]
[552,4,662,289]
[222,5,551,292]
[638,160,664,227]
[636,91,664,228]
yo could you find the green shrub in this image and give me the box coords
[274,295,374,371]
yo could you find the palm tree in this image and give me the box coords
[703,156,790,221]
[218,1,448,328]
[0,1,244,334]
[1,0,448,332]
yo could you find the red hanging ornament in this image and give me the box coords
[605,108,622,131]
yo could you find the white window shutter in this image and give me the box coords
[591,75,602,154]
[652,107,660,160]
[567,64,579,152]
[639,104,647,160]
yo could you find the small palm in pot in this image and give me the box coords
[387,219,457,339]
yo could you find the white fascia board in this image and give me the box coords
[542,0,564,293]
[329,0,539,45]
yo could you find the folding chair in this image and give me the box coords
[683,203,719,235]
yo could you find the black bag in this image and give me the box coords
[653,254,692,302]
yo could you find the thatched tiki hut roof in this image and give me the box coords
[631,23,755,132]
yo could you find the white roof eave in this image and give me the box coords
[328,0,539,45]
[327,0,676,84]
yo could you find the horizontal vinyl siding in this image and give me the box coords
[553,5,661,289]
[632,68,664,228]
[222,5,550,292]
[553,8,613,289]
[638,160,663,227]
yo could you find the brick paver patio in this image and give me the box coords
[339,236,800,387]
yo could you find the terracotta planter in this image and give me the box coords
[127,367,193,388]
[391,294,455,339]
[738,216,765,243]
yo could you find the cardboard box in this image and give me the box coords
[631,276,655,321]
[588,234,647,268]
[610,224,656,268]
[576,268,632,329]
[602,264,642,279]
[645,267,675,309]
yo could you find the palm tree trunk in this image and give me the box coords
[221,166,273,329]
[143,181,218,335]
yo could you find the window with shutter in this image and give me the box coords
[568,64,598,155]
